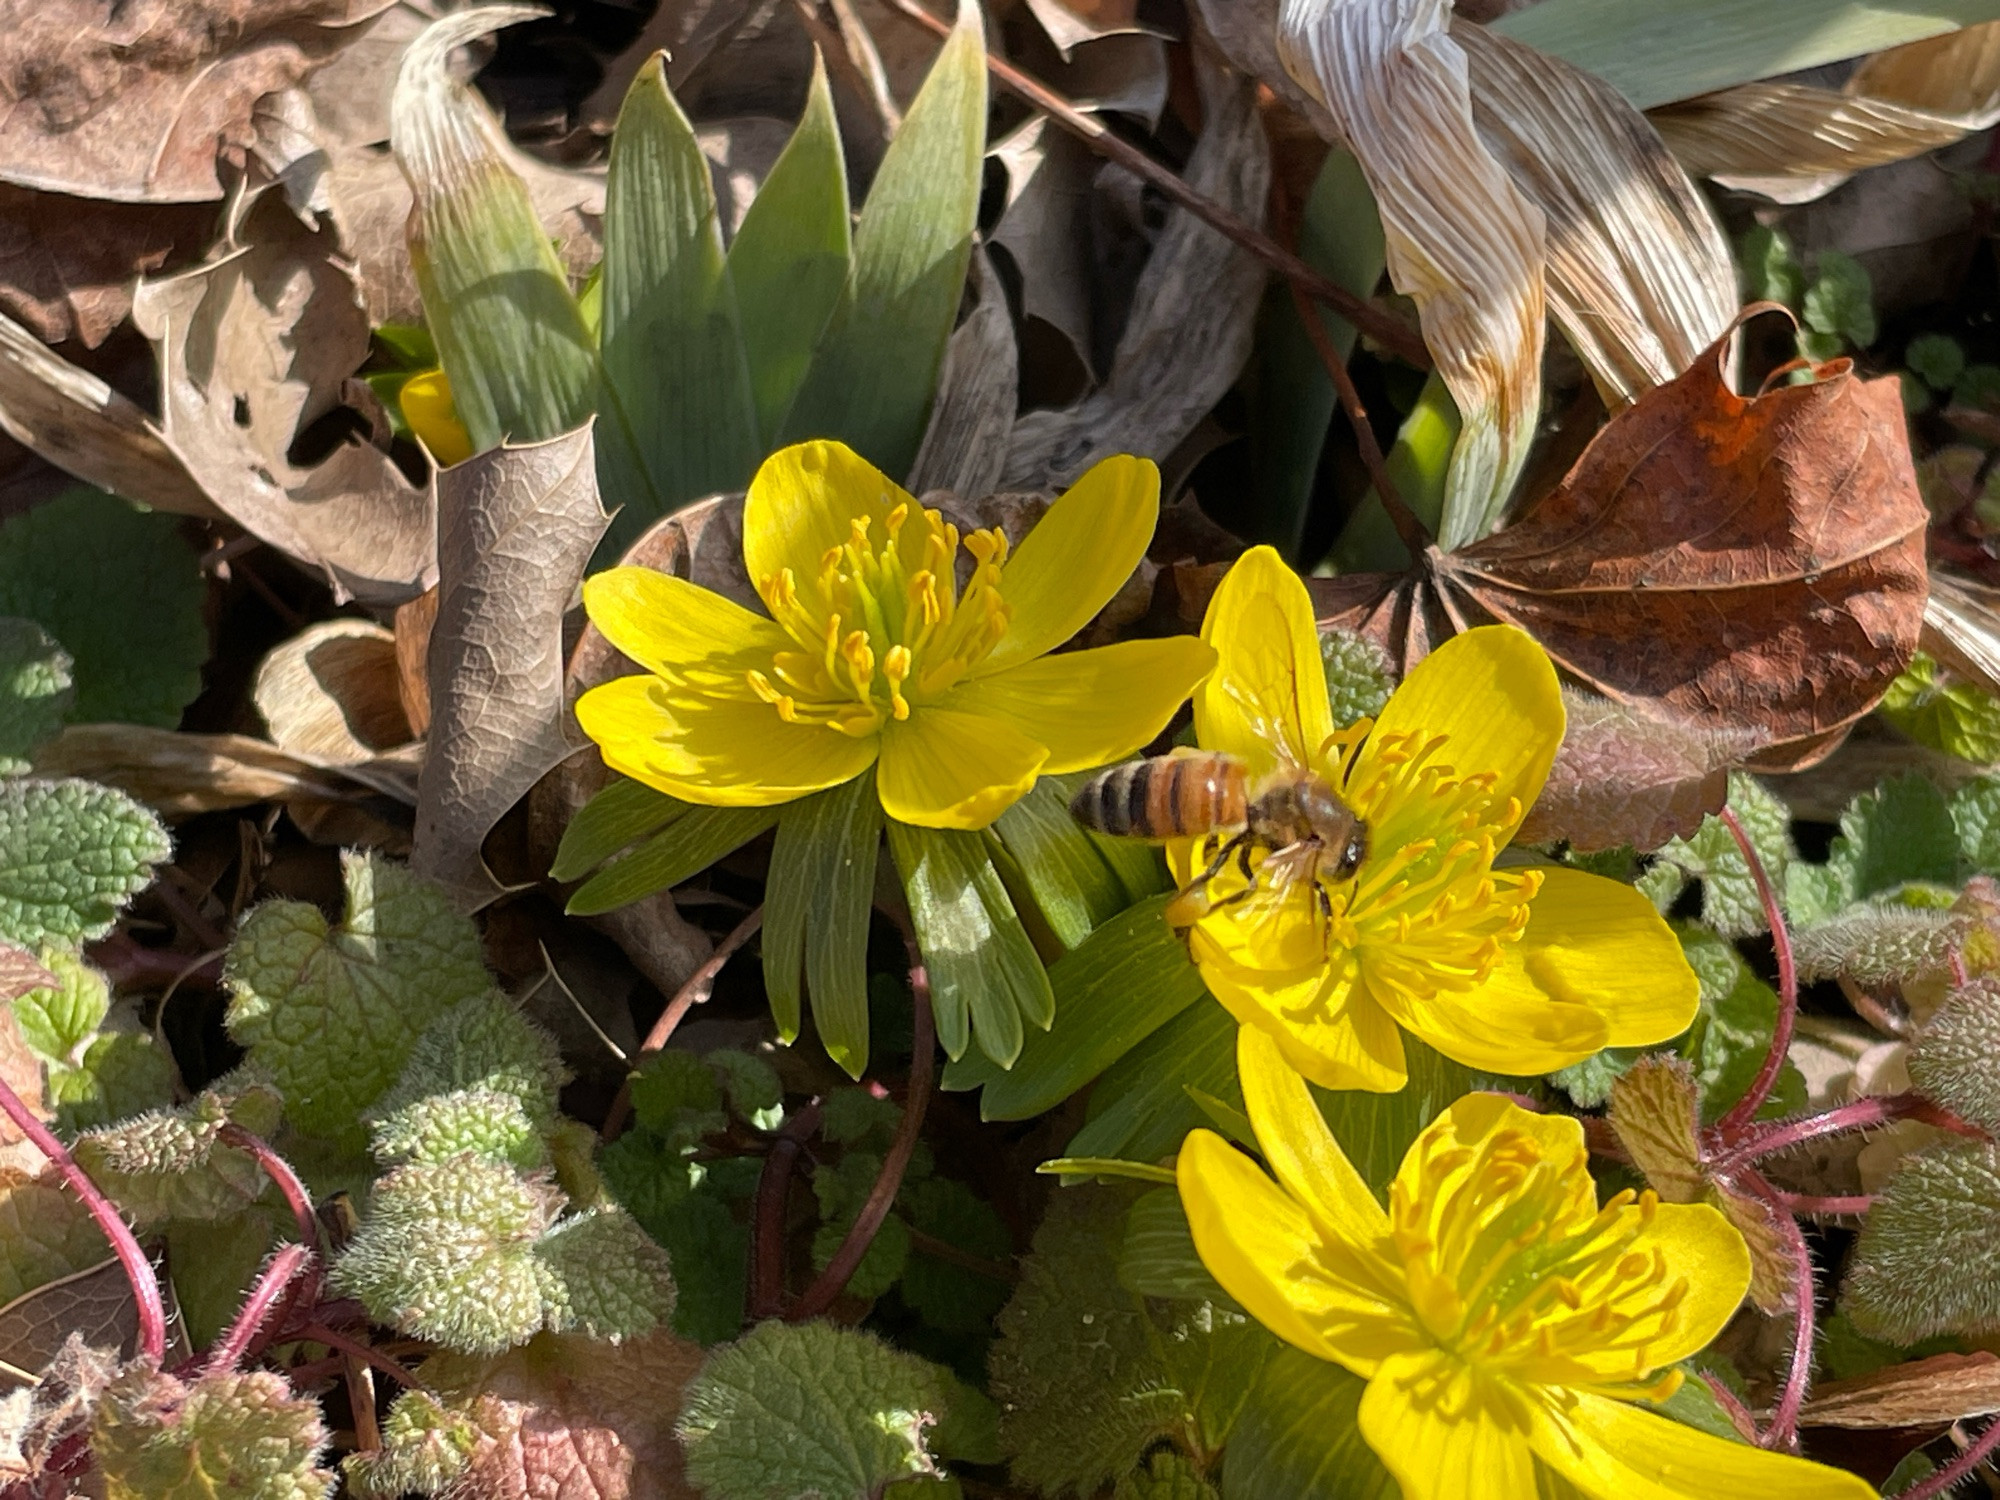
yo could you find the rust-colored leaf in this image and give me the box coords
[1802,1352,2000,1429]
[1313,317,1929,770]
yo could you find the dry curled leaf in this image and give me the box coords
[0,1261,149,1389]
[1314,315,1929,771]
[33,724,414,818]
[0,947,54,1008]
[0,189,215,349]
[412,424,611,911]
[253,620,414,768]
[908,248,1017,502]
[1801,1352,2000,1429]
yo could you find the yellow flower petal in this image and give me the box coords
[1395,1092,1590,1216]
[1176,1130,1419,1375]
[1196,947,1409,1093]
[1507,867,1700,1047]
[942,636,1216,775]
[1358,1350,1538,1500]
[975,454,1160,676]
[1348,624,1561,858]
[1531,1391,1876,1500]
[1238,1025,1392,1245]
[581,567,794,681]
[1372,960,1612,1077]
[400,367,473,466]
[1604,1200,1750,1371]
[876,707,1047,830]
[742,440,909,622]
[1192,545,1336,780]
[575,674,877,806]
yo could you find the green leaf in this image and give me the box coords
[534,1205,678,1342]
[1070,999,1241,1164]
[0,778,169,948]
[92,1367,333,1500]
[1038,1157,1179,1185]
[1803,250,1877,350]
[371,989,568,1130]
[1881,651,2000,764]
[889,821,1052,1070]
[1491,0,2000,110]
[599,1132,748,1345]
[1784,774,1961,926]
[0,490,205,728]
[1843,1140,2000,1341]
[678,1319,981,1499]
[727,55,852,444]
[1656,1370,1750,1443]
[72,1086,283,1225]
[0,618,71,773]
[1119,1189,1234,1306]
[165,1208,285,1351]
[766,772,881,1074]
[600,55,760,512]
[777,0,986,478]
[901,1176,1012,1334]
[549,777,683,881]
[1218,1347,1396,1500]
[812,1206,911,1302]
[11,945,107,1060]
[369,1088,546,1171]
[344,1389,480,1500]
[1652,772,1794,937]
[944,895,1204,1118]
[223,851,492,1146]
[1317,1034,1508,1194]
[1117,1451,1221,1500]
[0,1170,110,1304]
[1738,226,1804,308]
[1954,775,2000,873]
[565,802,778,916]
[1907,334,1968,393]
[988,773,1155,953]
[1328,372,1458,573]
[48,1022,178,1134]
[1678,926,1805,1124]
[1241,148,1386,557]
[1911,979,2000,1132]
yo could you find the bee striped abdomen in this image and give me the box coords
[1070,753,1248,840]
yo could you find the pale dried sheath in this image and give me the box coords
[1278,0,1548,549]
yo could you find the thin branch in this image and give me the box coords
[294,1323,424,1392]
[1714,806,1797,1140]
[603,906,765,1142]
[0,1075,164,1363]
[1712,1092,1958,1173]
[879,0,1433,371]
[748,1099,825,1322]
[1766,1189,1874,1219]
[1901,1414,2000,1500]
[1288,278,1431,556]
[906,1226,1018,1285]
[218,1124,319,1249]
[791,941,936,1320]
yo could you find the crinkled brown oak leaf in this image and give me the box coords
[1312,315,1929,772]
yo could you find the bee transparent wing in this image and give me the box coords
[1218,675,1311,779]
[1203,840,1326,941]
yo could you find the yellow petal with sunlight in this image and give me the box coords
[1357,1350,1538,1500]
[1594,1201,1750,1373]
[975,454,1160,675]
[1177,1130,1418,1374]
[1197,949,1409,1093]
[1350,624,1561,858]
[400,367,474,466]
[742,440,909,622]
[581,568,794,681]
[1531,1391,1877,1500]
[1237,1025,1392,1246]
[575,674,876,806]
[1192,545,1336,779]
[1372,961,1611,1077]
[1483,867,1700,1048]
[943,636,1216,775]
[1398,1092,1591,1209]
[876,706,1048,830]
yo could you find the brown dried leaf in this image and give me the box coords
[1802,1352,2000,1429]
[1608,1055,1707,1203]
[0,189,214,350]
[1023,0,1173,57]
[0,0,391,203]
[253,620,413,767]
[1317,320,1930,770]
[423,1329,705,1500]
[1713,1178,1793,1315]
[1518,688,1745,852]
[0,1333,119,1484]
[908,249,1016,501]
[0,1261,147,1388]
[412,425,610,910]
[33,724,412,818]
[1922,570,2000,701]
[0,946,54,1008]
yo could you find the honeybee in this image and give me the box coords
[1070,739,1369,931]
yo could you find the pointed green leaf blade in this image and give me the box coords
[565,803,777,916]
[764,772,882,1075]
[1069,999,1240,1164]
[549,777,684,882]
[1220,1347,1397,1500]
[988,773,1152,953]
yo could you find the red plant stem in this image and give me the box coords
[294,1323,424,1391]
[1715,807,1798,1141]
[1901,1414,2000,1500]
[747,1099,825,1321]
[1712,1092,1954,1173]
[880,0,1433,371]
[602,906,765,1141]
[0,1075,164,1363]
[199,1243,311,1374]
[1766,1189,1874,1218]
[1740,1168,1814,1451]
[1697,1371,1760,1445]
[790,955,938,1322]
[218,1124,319,1248]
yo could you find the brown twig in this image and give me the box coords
[747,1099,825,1321]
[790,921,938,1321]
[880,0,1432,371]
[1288,278,1432,556]
[295,1323,424,1392]
[601,906,766,1141]
[907,1226,1017,1285]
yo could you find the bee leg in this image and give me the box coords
[1166,832,1251,930]
[1196,831,1249,889]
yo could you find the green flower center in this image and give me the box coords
[747,503,1013,737]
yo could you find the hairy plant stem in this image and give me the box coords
[747,1100,825,1322]
[1766,1188,1874,1218]
[1710,1092,1933,1173]
[1739,1167,1814,1452]
[1697,1372,1760,1444]
[880,0,1433,370]
[0,1074,164,1363]
[1714,805,1797,1140]
[1901,1413,2000,1500]
[218,1123,319,1248]
[198,1242,312,1375]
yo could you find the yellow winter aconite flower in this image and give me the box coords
[1172,546,1696,1091]
[1178,1029,1875,1500]
[399,367,474,467]
[577,440,1216,830]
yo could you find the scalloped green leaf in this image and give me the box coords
[0,778,169,948]
[1844,1140,2000,1342]
[1649,773,1793,938]
[0,617,71,774]
[92,1366,333,1500]
[1785,774,1962,926]
[534,1205,678,1342]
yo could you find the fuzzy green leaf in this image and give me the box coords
[1954,776,2000,874]
[727,57,851,443]
[1650,773,1793,937]
[599,1133,749,1344]
[534,1205,678,1342]
[1119,1189,1234,1306]
[224,852,492,1146]
[1880,652,2000,764]
[370,1089,547,1171]
[47,1022,179,1133]
[812,1208,910,1303]
[1218,1347,1396,1500]
[1844,1140,2000,1341]
[1803,250,1876,350]
[900,1176,1012,1334]
[678,1319,982,1499]
[775,0,986,477]
[165,1209,285,1351]
[566,802,778,916]
[0,489,204,728]
[628,1048,724,1137]
[92,1367,333,1500]
[72,1086,281,1225]
[1738,226,1803,307]
[1911,979,2000,1131]
[1793,901,1959,989]
[1678,927,1806,1124]
[766,771,880,1074]
[889,820,1052,1070]
[0,778,169,948]
[370,989,569,1130]
[1907,334,1967,394]
[0,1172,109,1304]
[1785,775,1962,926]
[0,618,71,774]
[1119,1451,1220,1500]
[11,946,107,1060]
[343,1389,479,1499]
